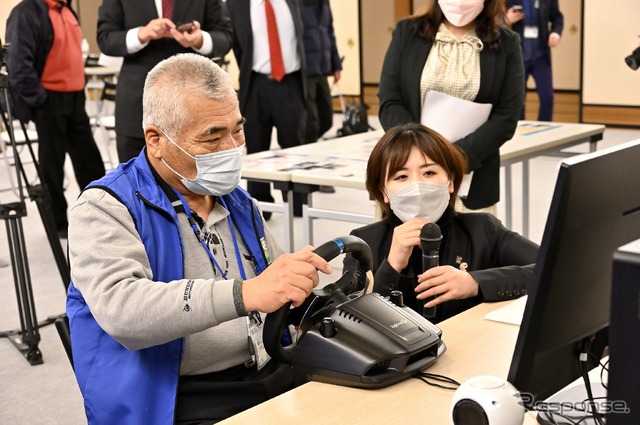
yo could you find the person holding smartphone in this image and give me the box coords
[506,0,564,121]
[97,0,233,163]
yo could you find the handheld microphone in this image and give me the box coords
[420,223,442,319]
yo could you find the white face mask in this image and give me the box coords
[387,181,451,223]
[438,0,484,27]
[160,129,243,196]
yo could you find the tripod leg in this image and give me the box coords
[2,203,43,366]
[1,74,69,290]
[28,185,71,290]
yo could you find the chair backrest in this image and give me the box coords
[101,80,117,102]
[213,56,230,71]
[55,314,74,370]
[0,119,38,146]
[84,54,101,68]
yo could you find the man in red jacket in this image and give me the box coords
[6,0,105,238]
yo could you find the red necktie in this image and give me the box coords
[264,0,285,81]
[162,0,174,20]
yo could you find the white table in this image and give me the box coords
[499,121,603,236]
[241,152,297,251]
[85,66,119,96]
[84,66,118,126]
[241,121,605,248]
[84,66,119,79]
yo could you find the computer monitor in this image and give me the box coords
[607,239,640,424]
[507,139,640,412]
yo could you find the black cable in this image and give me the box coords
[538,410,578,425]
[579,361,605,425]
[536,337,609,425]
[538,395,613,425]
[537,403,597,425]
[599,358,609,391]
[413,372,460,390]
[587,352,609,391]
[578,337,605,425]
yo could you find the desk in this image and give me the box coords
[241,121,604,248]
[85,66,119,95]
[240,153,300,252]
[499,122,603,236]
[84,66,119,79]
[219,301,538,424]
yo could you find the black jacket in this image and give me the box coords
[97,0,232,138]
[343,208,538,323]
[5,0,77,122]
[301,0,341,77]
[378,19,524,209]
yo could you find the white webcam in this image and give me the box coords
[450,375,525,425]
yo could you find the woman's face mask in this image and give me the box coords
[438,0,485,27]
[160,129,244,197]
[387,181,451,223]
[384,146,453,222]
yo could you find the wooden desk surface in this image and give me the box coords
[220,301,538,424]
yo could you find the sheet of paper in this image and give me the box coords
[420,91,492,197]
[484,296,528,326]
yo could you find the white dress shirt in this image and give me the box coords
[250,0,300,75]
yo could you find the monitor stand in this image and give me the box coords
[535,379,607,425]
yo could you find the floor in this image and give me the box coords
[1,114,639,424]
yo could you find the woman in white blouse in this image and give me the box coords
[378,0,524,214]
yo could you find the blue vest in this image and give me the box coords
[66,151,268,425]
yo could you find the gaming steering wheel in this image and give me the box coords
[263,235,373,363]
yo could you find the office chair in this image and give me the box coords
[84,54,104,119]
[54,314,74,370]
[84,54,101,68]
[213,56,230,72]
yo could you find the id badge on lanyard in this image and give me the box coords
[173,190,270,370]
[523,0,539,39]
[247,311,270,370]
[524,26,539,39]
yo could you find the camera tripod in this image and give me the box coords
[0,72,71,365]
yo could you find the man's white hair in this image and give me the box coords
[142,53,237,138]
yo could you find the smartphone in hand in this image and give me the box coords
[512,5,524,13]
[175,21,195,32]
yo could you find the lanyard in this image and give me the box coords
[173,190,247,281]
[524,0,538,20]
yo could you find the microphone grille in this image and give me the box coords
[420,223,442,240]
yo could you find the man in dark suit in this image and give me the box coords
[97,0,232,162]
[226,0,307,217]
[302,0,342,145]
[506,0,563,121]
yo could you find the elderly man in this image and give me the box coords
[66,53,332,425]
